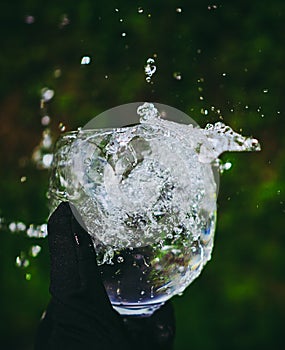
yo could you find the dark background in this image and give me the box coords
[0,0,284,349]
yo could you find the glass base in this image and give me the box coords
[112,302,164,317]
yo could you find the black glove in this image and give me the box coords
[35,202,175,350]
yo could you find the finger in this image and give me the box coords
[70,209,115,313]
[48,202,80,296]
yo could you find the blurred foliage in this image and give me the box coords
[0,0,284,349]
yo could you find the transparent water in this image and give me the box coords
[49,102,260,316]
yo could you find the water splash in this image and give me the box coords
[48,102,260,315]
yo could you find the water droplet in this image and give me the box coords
[16,252,30,268]
[115,8,119,12]
[25,15,35,24]
[81,56,91,65]
[30,245,42,257]
[222,73,227,76]
[105,75,109,79]
[59,14,70,28]
[25,273,32,281]
[144,58,157,83]
[263,88,269,93]
[140,290,145,295]
[138,7,144,13]
[121,32,127,37]
[173,72,182,80]
[176,7,182,13]
[9,222,26,232]
[58,122,66,132]
[20,176,27,183]
[208,4,218,10]
[41,115,51,126]
[27,224,48,238]
[54,69,61,78]
[41,88,54,102]
[42,154,53,168]
[117,256,124,263]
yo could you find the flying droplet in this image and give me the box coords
[25,273,32,281]
[81,56,91,65]
[58,122,66,132]
[138,7,144,13]
[41,115,51,126]
[16,252,30,268]
[30,245,42,257]
[176,8,182,13]
[41,88,54,102]
[263,89,269,93]
[25,15,35,24]
[20,176,27,183]
[42,154,53,168]
[173,72,182,80]
[121,32,126,37]
[117,256,124,263]
[144,58,157,83]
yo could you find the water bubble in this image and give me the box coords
[138,7,144,13]
[263,88,269,93]
[173,72,182,80]
[144,58,157,83]
[176,8,182,13]
[121,32,127,37]
[222,73,227,76]
[81,56,91,65]
[41,88,54,102]
[115,8,119,12]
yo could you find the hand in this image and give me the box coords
[35,202,175,350]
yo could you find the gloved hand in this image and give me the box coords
[35,202,175,350]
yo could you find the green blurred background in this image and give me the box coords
[0,0,284,349]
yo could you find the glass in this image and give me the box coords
[48,103,259,316]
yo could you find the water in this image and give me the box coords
[49,102,260,316]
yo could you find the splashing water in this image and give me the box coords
[49,102,260,315]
